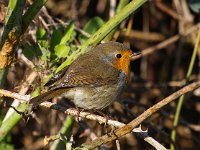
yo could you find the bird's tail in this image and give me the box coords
[29,88,67,106]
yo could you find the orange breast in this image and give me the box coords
[112,50,132,82]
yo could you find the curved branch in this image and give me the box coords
[1,81,200,149]
[79,81,200,149]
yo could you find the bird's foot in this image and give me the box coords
[94,109,110,126]
[75,107,84,122]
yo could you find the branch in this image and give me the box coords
[1,81,200,149]
[154,0,183,21]
[56,0,148,73]
[0,89,30,101]
[0,91,166,149]
[79,81,200,149]
[131,23,200,60]
[3,71,37,122]
[171,27,200,150]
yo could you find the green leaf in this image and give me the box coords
[54,44,70,58]
[70,44,78,51]
[38,43,50,62]
[38,40,49,49]
[35,27,50,62]
[60,23,74,45]
[36,28,49,50]
[22,43,36,60]
[68,30,77,43]
[22,43,43,60]
[79,17,104,44]
[31,86,42,97]
[189,0,200,13]
[50,28,63,51]
[84,17,105,33]
[0,142,14,150]
[36,27,47,40]
[34,44,43,57]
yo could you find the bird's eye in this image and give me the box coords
[116,53,122,58]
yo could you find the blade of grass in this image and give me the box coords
[0,0,25,129]
[170,28,200,150]
[103,0,130,41]
[0,0,25,48]
[0,0,148,143]
[50,116,74,150]
[0,103,28,141]
[0,0,25,113]
[50,1,130,148]
[22,0,48,33]
[80,0,147,49]
[0,0,47,141]
[56,0,148,73]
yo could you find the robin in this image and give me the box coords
[29,41,140,109]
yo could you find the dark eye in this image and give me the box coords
[116,53,122,58]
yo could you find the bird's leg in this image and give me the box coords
[75,106,84,122]
[94,109,109,126]
[94,109,115,136]
[94,109,119,137]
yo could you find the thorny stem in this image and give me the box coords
[77,81,200,149]
[1,81,200,149]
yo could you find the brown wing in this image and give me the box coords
[50,56,120,90]
[44,66,69,87]
[29,62,119,105]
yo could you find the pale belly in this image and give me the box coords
[63,84,123,109]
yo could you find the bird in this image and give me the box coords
[29,41,140,110]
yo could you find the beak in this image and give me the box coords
[131,51,141,57]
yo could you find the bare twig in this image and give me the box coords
[1,81,200,149]
[0,89,30,102]
[155,0,183,21]
[3,71,37,122]
[80,81,200,149]
[18,50,35,69]
[131,23,200,60]
[54,19,91,38]
[0,90,166,150]
[173,0,194,35]
[109,0,116,18]
[115,139,121,150]
[171,27,200,150]
[122,30,165,42]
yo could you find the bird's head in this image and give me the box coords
[93,42,139,76]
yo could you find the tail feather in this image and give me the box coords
[29,88,67,105]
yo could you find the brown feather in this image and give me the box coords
[29,42,131,108]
